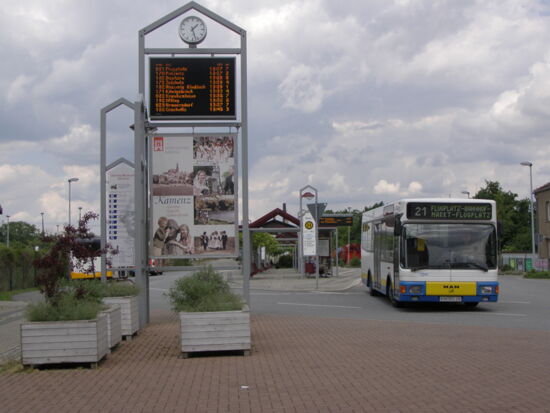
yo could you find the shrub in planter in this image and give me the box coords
[167,266,242,312]
[167,266,250,355]
[21,213,112,366]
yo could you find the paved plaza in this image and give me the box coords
[1,307,549,412]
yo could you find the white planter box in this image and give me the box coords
[21,313,109,367]
[179,305,251,355]
[101,305,122,349]
[103,296,138,338]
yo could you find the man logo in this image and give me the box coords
[304,221,314,230]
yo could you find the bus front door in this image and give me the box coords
[373,222,382,290]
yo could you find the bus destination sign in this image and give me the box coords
[407,202,492,221]
[149,57,236,120]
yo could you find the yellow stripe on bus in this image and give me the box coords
[426,282,476,296]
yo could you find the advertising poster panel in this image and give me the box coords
[151,134,237,259]
[106,159,135,268]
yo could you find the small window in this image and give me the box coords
[546,201,550,222]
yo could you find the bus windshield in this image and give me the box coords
[401,224,497,271]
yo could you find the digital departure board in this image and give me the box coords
[406,202,493,220]
[319,215,353,227]
[150,57,236,120]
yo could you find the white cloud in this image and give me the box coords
[278,64,326,113]
[374,180,401,195]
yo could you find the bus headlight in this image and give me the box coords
[481,286,493,294]
[409,285,422,294]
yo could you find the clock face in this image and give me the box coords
[179,16,207,45]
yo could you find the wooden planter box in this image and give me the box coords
[179,305,251,356]
[101,305,122,349]
[21,313,109,367]
[103,296,138,339]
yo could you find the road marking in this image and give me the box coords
[474,312,527,317]
[499,301,531,304]
[150,287,168,292]
[277,302,362,309]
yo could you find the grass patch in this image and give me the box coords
[101,282,139,297]
[524,271,550,279]
[0,360,33,374]
[0,288,38,302]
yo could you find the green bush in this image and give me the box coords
[349,257,361,267]
[276,254,293,268]
[167,266,243,312]
[26,293,106,322]
[61,279,139,300]
[524,271,550,279]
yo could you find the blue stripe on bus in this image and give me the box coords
[397,281,499,303]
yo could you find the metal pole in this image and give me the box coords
[240,29,251,307]
[335,226,339,277]
[41,212,44,235]
[78,207,82,222]
[68,181,72,227]
[100,105,107,284]
[315,189,319,289]
[299,193,303,276]
[529,165,535,257]
[134,97,149,328]
[347,225,351,264]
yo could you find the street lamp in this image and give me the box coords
[520,161,536,257]
[461,191,470,198]
[41,212,45,235]
[68,177,79,227]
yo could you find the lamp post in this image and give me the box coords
[40,212,45,235]
[78,207,82,223]
[520,161,536,258]
[461,191,470,198]
[68,177,79,227]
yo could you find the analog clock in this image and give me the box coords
[179,16,207,45]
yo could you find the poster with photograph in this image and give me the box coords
[151,134,237,258]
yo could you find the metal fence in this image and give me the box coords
[0,248,37,292]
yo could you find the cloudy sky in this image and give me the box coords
[1,0,550,233]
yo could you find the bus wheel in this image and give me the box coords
[367,275,377,296]
[464,302,479,308]
[387,281,402,308]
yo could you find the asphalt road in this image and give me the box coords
[150,273,550,332]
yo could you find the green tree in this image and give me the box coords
[252,232,280,256]
[0,221,41,248]
[473,180,531,252]
[325,202,384,248]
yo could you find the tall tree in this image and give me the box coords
[0,221,41,247]
[474,180,531,252]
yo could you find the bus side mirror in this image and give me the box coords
[394,216,402,236]
[497,221,503,238]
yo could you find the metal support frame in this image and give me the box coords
[100,98,135,284]
[134,2,251,317]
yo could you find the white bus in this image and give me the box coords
[361,199,499,307]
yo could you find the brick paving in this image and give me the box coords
[1,309,549,412]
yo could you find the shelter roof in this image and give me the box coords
[250,208,299,228]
